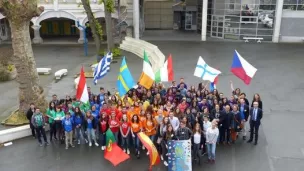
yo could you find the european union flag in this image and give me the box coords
[117,57,135,97]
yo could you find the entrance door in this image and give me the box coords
[211,15,224,38]
[185,11,192,30]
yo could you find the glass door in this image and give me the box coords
[211,15,224,38]
[185,11,192,30]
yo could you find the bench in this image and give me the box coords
[37,68,51,75]
[54,69,68,80]
[74,76,80,89]
[243,37,263,43]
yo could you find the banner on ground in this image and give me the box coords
[168,139,192,171]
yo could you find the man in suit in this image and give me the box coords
[247,101,263,145]
[239,98,249,140]
[219,105,233,145]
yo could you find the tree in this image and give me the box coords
[81,0,103,55]
[103,0,115,51]
[0,0,47,116]
[81,0,115,53]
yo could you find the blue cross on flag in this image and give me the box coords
[194,56,221,82]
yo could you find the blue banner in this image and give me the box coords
[168,139,192,171]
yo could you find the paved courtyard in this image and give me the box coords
[1,42,304,171]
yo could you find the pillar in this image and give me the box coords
[133,0,140,39]
[272,0,283,43]
[201,0,208,41]
[78,28,87,44]
[32,25,43,44]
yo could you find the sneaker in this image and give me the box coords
[127,149,130,155]
[45,142,50,146]
[201,152,206,156]
[205,159,211,163]
[123,149,126,153]
[102,146,105,150]
[212,159,215,164]
[54,137,58,141]
[142,146,145,150]
[65,146,68,150]
[78,140,80,145]
[161,155,164,161]
[89,142,92,147]
[164,161,168,166]
[39,143,43,147]
[71,144,75,148]
[95,142,99,147]
[85,139,88,144]
[146,151,149,155]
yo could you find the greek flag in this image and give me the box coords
[93,52,112,84]
[194,56,221,82]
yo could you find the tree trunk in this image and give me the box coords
[81,0,103,55]
[9,20,47,115]
[104,2,115,51]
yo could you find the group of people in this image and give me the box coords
[26,78,263,167]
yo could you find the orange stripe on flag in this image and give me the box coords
[138,132,160,168]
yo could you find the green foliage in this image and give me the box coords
[98,49,107,56]
[98,0,115,13]
[111,47,121,57]
[7,64,14,72]
[0,69,10,82]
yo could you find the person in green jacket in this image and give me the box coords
[54,106,65,142]
[47,102,56,141]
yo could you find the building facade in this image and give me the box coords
[0,0,304,43]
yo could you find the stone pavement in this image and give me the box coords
[1,41,304,171]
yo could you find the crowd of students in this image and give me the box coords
[26,78,263,167]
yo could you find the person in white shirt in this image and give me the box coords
[192,123,204,165]
[169,111,180,132]
[206,122,219,164]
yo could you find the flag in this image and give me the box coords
[231,50,257,85]
[155,54,174,83]
[76,67,89,103]
[104,129,130,166]
[117,57,136,97]
[138,51,155,89]
[210,75,219,91]
[167,140,192,171]
[194,56,221,82]
[138,132,160,169]
[93,52,112,84]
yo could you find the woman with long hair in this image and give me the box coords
[251,93,263,109]
[192,123,204,165]
[84,110,99,147]
[130,114,142,158]
[54,105,65,143]
[144,111,157,155]
[98,112,108,150]
[120,114,131,154]
[74,107,87,144]
[162,124,177,166]
[231,104,243,143]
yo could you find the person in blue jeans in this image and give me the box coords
[130,114,142,159]
[120,114,131,154]
[84,110,99,147]
[73,107,87,144]
[62,112,74,149]
[206,122,219,164]
[31,108,49,147]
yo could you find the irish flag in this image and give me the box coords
[155,54,174,83]
[76,67,89,103]
[138,51,155,89]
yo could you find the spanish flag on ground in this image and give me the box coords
[104,129,130,166]
[138,132,160,170]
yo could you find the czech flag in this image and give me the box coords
[210,75,218,91]
[231,50,257,85]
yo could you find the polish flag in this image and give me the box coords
[76,67,89,103]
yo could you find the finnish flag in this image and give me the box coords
[194,56,221,82]
[93,52,112,84]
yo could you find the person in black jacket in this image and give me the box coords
[26,103,36,138]
[192,123,204,165]
[210,104,221,122]
[162,124,177,166]
[219,105,233,145]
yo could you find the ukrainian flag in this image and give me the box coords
[117,57,135,97]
